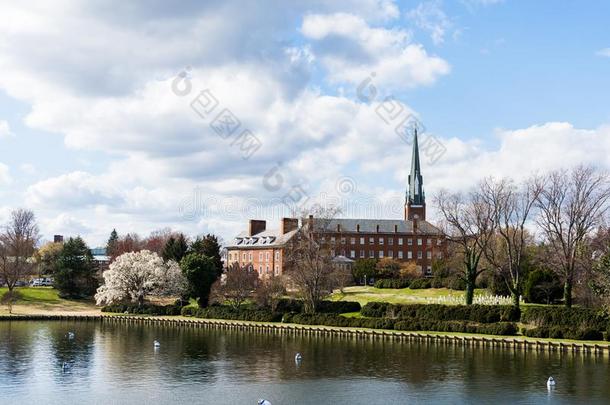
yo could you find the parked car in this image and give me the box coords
[31,277,54,287]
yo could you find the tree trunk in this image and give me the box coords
[465,274,475,305]
[564,280,572,308]
[511,290,520,309]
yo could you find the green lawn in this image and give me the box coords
[329,286,489,306]
[0,287,98,314]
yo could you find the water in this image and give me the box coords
[0,320,608,404]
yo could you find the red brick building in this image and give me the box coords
[226,129,445,278]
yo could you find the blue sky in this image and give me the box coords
[0,0,609,246]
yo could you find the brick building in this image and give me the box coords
[225,129,445,278]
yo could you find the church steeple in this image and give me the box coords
[405,127,426,221]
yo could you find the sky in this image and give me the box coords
[0,0,609,247]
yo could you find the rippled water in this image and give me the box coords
[0,320,609,404]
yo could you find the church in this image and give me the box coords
[225,130,445,278]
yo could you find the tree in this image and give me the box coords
[352,258,377,284]
[162,233,189,263]
[435,188,495,305]
[254,276,286,312]
[375,258,401,279]
[54,237,98,298]
[95,250,186,306]
[0,209,40,292]
[180,252,219,307]
[109,233,143,261]
[106,229,119,259]
[523,269,562,304]
[480,177,542,310]
[33,241,63,277]
[284,207,341,314]
[535,166,610,307]
[210,263,258,310]
[190,234,223,275]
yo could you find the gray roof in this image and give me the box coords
[314,218,442,235]
[226,228,299,249]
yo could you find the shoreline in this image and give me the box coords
[1,313,609,354]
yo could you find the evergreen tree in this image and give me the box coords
[190,234,223,276]
[106,229,119,258]
[180,253,219,307]
[162,233,188,263]
[54,237,98,298]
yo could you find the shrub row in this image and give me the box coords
[522,326,604,341]
[274,299,361,314]
[283,313,396,329]
[521,307,609,330]
[374,279,410,289]
[101,303,182,316]
[361,302,520,323]
[394,319,518,336]
[182,305,283,322]
[409,278,432,289]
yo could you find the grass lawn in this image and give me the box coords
[0,287,99,315]
[329,286,488,306]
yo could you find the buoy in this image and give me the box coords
[154,340,161,348]
[258,400,272,405]
[62,362,70,371]
[547,377,556,387]
[67,332,75,339]
[295,353,302,362]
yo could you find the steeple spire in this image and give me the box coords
[405,127,426,220]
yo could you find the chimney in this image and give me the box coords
[54,235,64,243]
[281,218,298,234]
[306,214,314,230]
[248,220,266,236]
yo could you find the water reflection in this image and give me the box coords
[0,321,609,404]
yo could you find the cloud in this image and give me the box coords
[596,48,610,57]
[301,12,450,89]
[407,1,453,45]
[0,163,10,185]
[0,120,14,138]
[43,213,92,238]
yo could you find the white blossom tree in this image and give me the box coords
[95,250,187,306]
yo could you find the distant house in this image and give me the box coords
[90,247,110,272]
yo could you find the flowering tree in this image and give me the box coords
[95,250,187,306]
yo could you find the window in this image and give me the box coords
[388,251,393,258]
[350,250,355,258]
[350,237,356,245]
[259,252,263,261]
[427,251,432,259]
[437,239,442,246]
[407,251,412,259]
[360,250,365,258]
[340,237,346,245]
[266,252,270,261]
[398,238,403,245]
[426,266,432,276]
[417,251,423,259]
[258,265,262,272]
[379,250,384,258]
[369,237,374,244]
[331,249,336,257]
[331,236,336,244]
[379,237,384,245]
[388,238,393,245]
[408,238,413,246]
[417,238,422,246]
[266,265,269,274]
[427,238,432,245]
[320,236,326,244]
[360,237,365,244]
[274,265,279,276]
[437,252,443,259]
[369,250,374,258]
[398,251,403,259]
[243,253,247,261]
[248,253,252,261]
[275,251,280,260]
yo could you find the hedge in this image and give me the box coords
[521,307,609,330]
[361,302,520,323]
[394,319,517,336]
[101,303,183,316]
[374,279,410,289]
[184,305,283,322]
[523,326,604,341]
[274,299,361,314]
[409,278,432,289]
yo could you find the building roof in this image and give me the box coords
[314,218,442,235]
[226,228,299,249]
[332,255,355,263]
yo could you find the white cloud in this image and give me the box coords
[0,120,14,138]
[0,163,10,185]
[407,1,453,45]
[301,12,450,89]
[596,48,610,57]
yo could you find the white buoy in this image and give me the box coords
[258,400,272,405]
[67,332,75,339]
[547,377,556,388]
[62,362,70,371]
[295,353,302,362]
[154,340,161,348]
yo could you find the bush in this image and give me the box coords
[193,305,282,322]
[273,299,361,314]
[521,307,608,330]
[409,278,432,289]
[500,306,521,322]
[394,318,517,336]
[523,326,604,341]
[181,306,198,317]
[361,302,516,323]
[446,276,466,291]
[374,279,410,289]
[101,303,182,315]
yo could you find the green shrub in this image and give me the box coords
[430,278,444,289]
[181,306,198,317]
[101,303,182,315]
[447,277,466,291]
[409,278,432,289]
[523,326,603,341]
[361,302,516,323]
[394,318,517,336]
[194,305,282,322]
[522,307,608,330]
[273,299,361,314]
[500,306,521,322]
[374,279,410,289]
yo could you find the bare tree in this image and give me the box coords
[480,177,542,309]
[210,263,258,310]
[535,166,610,307]
[254,275,286,312]
[284,206,340,314]
[435,189,496,305]
[0,209,40,293]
